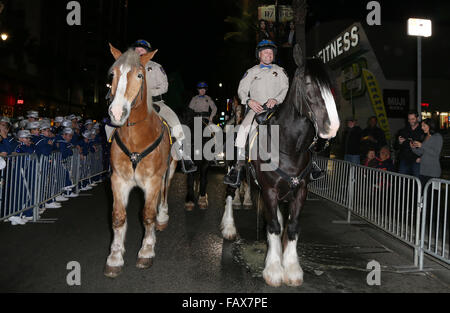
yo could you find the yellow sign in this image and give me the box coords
[362,69,391,141]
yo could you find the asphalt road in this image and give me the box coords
[1,168,449,293]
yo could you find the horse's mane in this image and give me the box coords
[108,49,140,74]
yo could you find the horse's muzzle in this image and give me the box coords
[109,105,129,126]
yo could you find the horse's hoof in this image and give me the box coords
[156,222,168,231]
[185,202,195,211]
[198,196,208,210]
[233,203,242,210]
[136,258,153,269]
[283,265,304,287]
[263,267,283,288]
[104,265,122,278]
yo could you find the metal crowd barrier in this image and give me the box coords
[309,157,423,267]
[419,179,450,269]
[0,145,107,223]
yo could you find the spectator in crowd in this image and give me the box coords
[375,146,395,172]
[395,111,424,177]
[27,121,41,145]
[58,128,78,198]
[282,21,296,48]
[53,116,64,135]
[343,117,362,164]
[361,116,387,155]
[362,148,378,168]
[257,20,272,43]
[15,130,36,154]
[0,117,14,156]
[411,118,443,187]
[35,121,55,157]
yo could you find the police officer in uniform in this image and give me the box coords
[224,40,289,186]
[130,39,197,173]
[189,82,218,123]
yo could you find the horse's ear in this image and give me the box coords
[293,43,304,69]
[140,49,158,66]
[109,43,122,60]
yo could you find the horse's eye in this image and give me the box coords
[138,74,143,79]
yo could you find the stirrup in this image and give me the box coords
[310,168,325,181]
[181,159,197,174]
[224,166,243,187]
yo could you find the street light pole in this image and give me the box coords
[417,36,422,118]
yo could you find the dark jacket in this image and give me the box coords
[375,158,395,172]
[344,126,362,155]
[361,126,387,152]
[395,125,424,163]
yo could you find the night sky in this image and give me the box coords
[124,0,448,94]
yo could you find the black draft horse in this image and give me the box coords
[221,45,340,287]
[183,109,212,210]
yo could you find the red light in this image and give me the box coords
[421,103,429,108]
[17,99,24,105]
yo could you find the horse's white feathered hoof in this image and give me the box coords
[156,213,169,231]
[263,263,283,287]
[136,257,153,269]
[283,263,304,287]
[198,195,208,209]
[104,265,122,278]
[185,201,195,211]
[221,224,237,241]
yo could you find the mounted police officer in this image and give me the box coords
[130,39,197,173]
[224,40,289,186]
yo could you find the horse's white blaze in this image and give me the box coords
[263,232,283,286]
[106,221,128,267]
[319,83,340,139]
[110,65,132,123]
[221,196,237,240]
[282,237,303,285]
[138,223,156,259]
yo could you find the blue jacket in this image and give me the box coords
[35,136,56,156]
[57,140,74,159]
[15,143,36,154]
[0,136,13,155]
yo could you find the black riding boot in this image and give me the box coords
[310,161,325,181]
[224,160,245,187]
[176,141,197,174]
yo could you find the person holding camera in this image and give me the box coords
[395,112,424,177]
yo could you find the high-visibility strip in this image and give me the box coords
[362,69,391,141]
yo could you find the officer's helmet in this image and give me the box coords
[256,39,277,59]
[131,40,152,53]
[197,82,208,90]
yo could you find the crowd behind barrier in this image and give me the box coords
[0,111,110,225]
[309,156,450,270]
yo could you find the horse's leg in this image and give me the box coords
[136,176,161,269]
[221,185,238,240]
[157,159,177,231]
[242,180,253,208]
[282,184,306,287]
[185,171,196,211]
[232,187,242,208]
[198,161,209,209]
[262,189,284,287]
[104,173,134,278]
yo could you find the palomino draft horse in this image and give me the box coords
[221,45,340,287]
[104,45,177,278]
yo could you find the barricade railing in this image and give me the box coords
[0,145,107,223]
[419,179,450,269]
[309,157,423,266]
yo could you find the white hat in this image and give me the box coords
[62,128,74,135]
[82,130,93,139]
[27,111,39,118]
[40,122,51,130]
[61,120,72,128]
[26,121,41,130]
[0,116,11,124]
[67,114,76,121]
[19,120,28,129]
[18,130,32,138]
[85,119,93,125]
[54,116,64,123]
